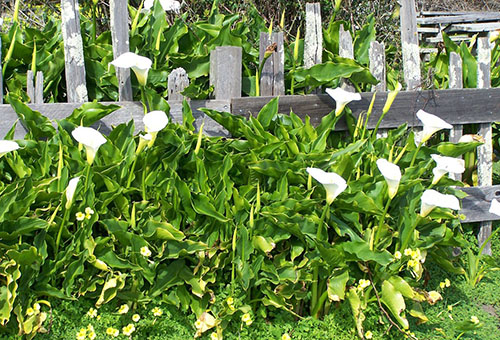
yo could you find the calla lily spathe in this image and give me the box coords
[144,0,181,12]
[382,82,402,114]
[306,167,347,205]
[72,126,107,165]
[0,140,19,158]
[431,154,465,184]
[136,133,153,155]
[420,189,460,217]
[110,52,152,86]
[65,176,80,209]
[143,111,168,147]
[489,199,500,216]
[325,88,361,116]
[416,110,452,143]
[376,158,401,199]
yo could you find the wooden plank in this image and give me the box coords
[304,3,322,68]
[417,27,440,34]
[61,0,88,103]
[210,46,242,100]
[419,11,476,16]
[110,0,133,101]
[477,37,493,256]
[400,0,421,90]
[0,100,231,139]
[426,35,471,44]
[231,88,500,129]
[448,52,463,181]
[417,13,500,25]
[34,71,44,104]
[450,22,500,33]
[459,185,500,223]
[168,68,189,101]
[259,32,285,96]
[369,41,386,92]
[27,71,35,103]
[0,36,2,104]
[339,25,355,92]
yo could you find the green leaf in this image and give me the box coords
[192,193,229,222]
[257,97,279,129]
[328,269,349,301]
[64,102,120,126]
[381,280,409,329]
[6,94,56,139]
[343,241,393,265]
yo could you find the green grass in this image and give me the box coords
[1,227,498,340]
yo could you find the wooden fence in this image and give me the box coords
[0,0,499,254]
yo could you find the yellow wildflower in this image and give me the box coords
[404,248,412,256]
[106,327,119,337]
[394,251,402,260]
[33,303,40,312]
[122,323,136,336]
[447,305,453,311]
[195,320,203,329]
[26,307,35,316]
[140,246,152,257]
[210,332,220,340]
[76,328,86,340]
[87,308,98,318]
[226,297,235,310]
[152,307,163,317]
[242,313,252,326]
[118,304,129,314]
[358,279,371,290]
[85,207,94,215]
[365,330,373,339]
[444,278,450,287]
[427,291,442,305]
[470,315,479,324]
[76,212,85,221]
[440,282,446,289]
[132,313,140,322]
[282,333,291,340]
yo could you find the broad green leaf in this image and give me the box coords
[381,280,409,329]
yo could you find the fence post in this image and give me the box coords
[339,26,355,92]
[259,32,285,96]
[110,0,133,101]
[0,36,3,104]
[35,71,44,104]
[449,52,463,181]
[369,41,387,137]
[305,3,322,94]
[400,0,421,90]
[210,46,242,100]
[168,68,189,101]
[27,71,34,103]
[61,0,88,103]
[477,37,493,255]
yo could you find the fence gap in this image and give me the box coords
[61,0,88,103]
[477,37,493,255]
[210,46,242,100]
[339,25,355,92]
[168,68,189,101]
[400,0,421,90]
[259,32,285,96]
[0,36,3,104]
[110,0,133,101]
[448,52,463,181]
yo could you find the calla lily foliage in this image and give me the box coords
[0,96,479,339]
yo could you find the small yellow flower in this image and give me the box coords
[122,323,136,336]
[358,279,371,290]
[282,333,291,340]
[226,297,235,310]
[394,251,402,260]
[87,308,98,318]
[407,259,417,268]
[365,330,373,339]
[140,246,152,257]
[26,307,35,316]
[195,320,203,329]
[152,307,163,317]
[87,324,94,332]
[404,248,412,256]
[76,328,86,340]
[118,304,129,314]
[33,303,40,312]
[444,278,450,287]
[440,282,446,289]
[85,207,94,215]
[242,313,252,326]
[76,212,85,221]
[470,315,479,324]
[447,305,453,311]
[411,249,421,261]
[106,327,119,337]
[132,313,140,322]
[210,332,219,340]
[88,331,96,340]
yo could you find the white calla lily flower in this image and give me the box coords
[416,110,452,143]
[143,111,169,147]
[65,176,80,209]
[110,52,152,86]
[72,127,107,165]
[489,199,500,216]
[0,140,20,158]
[325,88,362,116]
[376,159,401,199]
[144,0,181,12]
[420,189,460,217]
[306,167,347,205]
[136,133,153,155]
[430,154,465,184]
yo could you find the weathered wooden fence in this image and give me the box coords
[0,0,499,253]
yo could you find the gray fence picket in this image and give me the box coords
[448,52,463,181]
[400,0,421,90]
[339,25,356,92]
[0,36,3,104]
[168,68,189,101]
[259,32,285,96]
[35,71,44,104]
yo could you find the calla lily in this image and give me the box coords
[143,111,169,147]
[382,82,402,114]
[458,134,485,143]
[136,133,153,155]
[420,189,460,217]
[306,167,347,205]
[65,176,80,209]
[110,52,152,86]
[490,29,500,43]
[0,140,20,158]
[416,110,452,143]
[144,0,181,12]
[376,158,401,199]
[430,154,465,184]
[325,87,362,116]
[489,199,500,216]
[72,126,107,165]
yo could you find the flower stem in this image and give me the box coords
[311,204,330,317]
[409,142,423,167]
[55,207,70,255]
[83,163,91,194]
[140,85,149,113]
[372,197,392,250]
[126,157,138,188]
